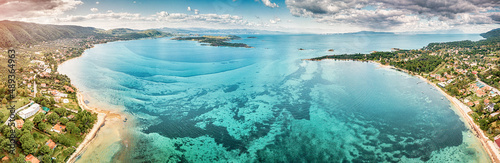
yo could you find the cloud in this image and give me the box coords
[90,8,98,12]
[96,1,99,4]
[0,0,83,19]
[285,0,500,29]
[187,6,191,11]
[261,0,278,8]
[269,17,281,24]
[194,9,199,15]
[54,11,256,28]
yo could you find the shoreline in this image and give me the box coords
[369,60,500,162]
[65,92,107,163]
[59,42,131,163]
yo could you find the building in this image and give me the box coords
[2,156,8,162]
[25,154,40,163]
[45,139,57,150]
[18,103,40,119]
[495,136,500,148]
[41,107,50,114]
[486,103,496,112]
[437,82,447,88]
[51,124,66,133]
[15,119,24,129]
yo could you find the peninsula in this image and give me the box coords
[306,29,500,162]
[172,35,253,48]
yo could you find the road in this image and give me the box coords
[4,101,33,126]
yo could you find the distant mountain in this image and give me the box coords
[347,31,395,35]
[157,27,287,35]
[0,20,105,47]
[0,21,169,47]
[480,28,500,39]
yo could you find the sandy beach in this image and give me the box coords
[65,91,129,163]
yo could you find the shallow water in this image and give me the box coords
[59,34,490,162]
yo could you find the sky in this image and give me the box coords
[0,0,499,33]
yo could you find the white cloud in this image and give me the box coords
[90,8,98,12]
[261,0,278,8]
[194,9,199,15]
[269,17,281,24]
[96,1,99,4]
[285,0,500,30]
[187,7,191,11]
[0,0,83,19]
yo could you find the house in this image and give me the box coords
[437,82,447,88]
[467,102,474,106]
[485,99,490,104]
[2,156,8,162]
[45,139,57,150]
[27,83,32,88]
[15,119,24,129]
[63,85,75,93]
[475,101,480,105]
[67,115,75,119]
[25,154,40,163]
[477,90,486,97]
[41,107,50,114]
[63,99,70,103]
[41,83,46,87]
[51,123,66,133]
[486,103,496,112]
[18,103,40,119]
[495,136,500,148]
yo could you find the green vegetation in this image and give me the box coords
[172,35,253,48]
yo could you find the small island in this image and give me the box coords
[172,35,253,48]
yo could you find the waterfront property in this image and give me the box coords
[18,103,40,119]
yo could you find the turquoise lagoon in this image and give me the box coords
[59,34,490,162]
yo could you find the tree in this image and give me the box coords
[15,154,25,163]
[1,98,6,105]
[40,145,50,155]
[0,112,4,123]
[47,113,59,125]
[59,117,68,125]
[33,114,43,124]
[66,122,80,134]
[20,133,37,154]
[77,110,96,132]
[42,154,52,163]
[37,122,47,131]
[54,108,67,117]
[1,138,10,152]
[22,120,34,132]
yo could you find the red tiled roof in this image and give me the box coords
[53,124,66,133]
[46,139,57,150]
[496,138,500,149]
[25,154,40,163]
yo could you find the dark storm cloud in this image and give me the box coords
[285,0,500,29]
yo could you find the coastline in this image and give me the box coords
[66,91,107,163]
[59,42,131,163]
[369,60,500,162]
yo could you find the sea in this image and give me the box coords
[59,33,490,162]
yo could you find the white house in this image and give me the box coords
[18,103,40,119]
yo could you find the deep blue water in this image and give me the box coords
[60,34,490,162]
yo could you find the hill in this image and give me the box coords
[0,21,170,47]
[0,20,105,47]
[480,28,500,39]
